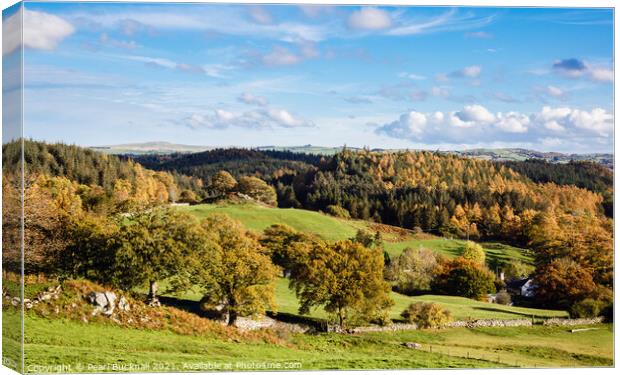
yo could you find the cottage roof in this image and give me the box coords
[506,278,531,289]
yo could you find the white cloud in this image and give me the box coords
[249,6,273,25]
[266,108,310,127]
[298,5,332,18]
[495,112,530,133]
[261,46,302,66]
[539,106,572,121]
[347,7,392,30]
[298,40,320,59]
[384,111,428,139]
[410,90,428,101]
[452,65,482,78]
[466,31,493,39]
[541,137,563,148]
[61,5,496,47]
[182,107,314,130]
[376,105,613,146]
[544,120,565,132]
[454,104,495,124]
[3,9,75,55]
[388,9,495,36]
[66,7,331,42]
[128,55,177,69]
[536,106,612,136]
[568,107,613,136]
[117,18,153,36]
[431,86,451,98]
[184,114,221,129]
[399,72,427,80]
[590,67,613,83]
[215,109,235,121]
[202,64,235,78]
[2,8,22,55]
[99,32,138,50]
[122,55,232,77]
[552,58,613,84]
[546,85,565,97]
[174,63,205,74]
[24,10,75,50]
[438,65,482,82]
[492,92,520,103]
[238,92,269,106]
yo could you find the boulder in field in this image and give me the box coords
[87,291,117,316]
[403,342,422,349]
[118,296,130,311]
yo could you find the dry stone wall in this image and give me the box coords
[448,319,533,328]
[543,317,605,326]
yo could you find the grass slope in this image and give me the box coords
[183,203,366,241]
[273,278,567,321]
[177,203,564,322]
[182,203,533,265]
[8,311,611,371]
[161,277,567,322]
[383,239,532,268]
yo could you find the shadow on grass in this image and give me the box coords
[157,295,331,330]
[158,295,208,316]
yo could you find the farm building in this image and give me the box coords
[506,278,536,298]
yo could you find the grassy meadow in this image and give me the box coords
[7,310,611,371]
[176,203,564,322]
[3,201,610,372]
[154,276,567,323]
[181,203,533,264]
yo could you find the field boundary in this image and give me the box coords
[345,317,607,334]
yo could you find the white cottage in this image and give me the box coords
[506,278,536,298]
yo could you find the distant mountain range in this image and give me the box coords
[449,148,613,168]
[90,142,214,155]
[91,142,613,167]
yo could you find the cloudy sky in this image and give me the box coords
[3,3,614,152]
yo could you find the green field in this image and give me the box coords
[274,278,567,321]
[6,311,611,371]
[382,238,532,266]
[4,201,609,372]
[155,277,567,323]
[181,203,533,266]
[182,203,366,241]
[176,203,564,322]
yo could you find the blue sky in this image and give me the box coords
[3,2,614,152]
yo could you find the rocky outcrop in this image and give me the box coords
[86,291,131,316]
[118,296,130,312]
[3,285,62,309]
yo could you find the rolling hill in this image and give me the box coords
[175,202,555,323]
[96,141,613,167]
[90,141,213,155]
[180,202,533,265]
